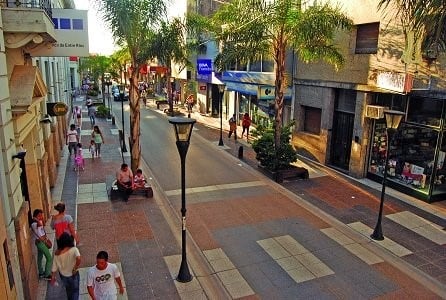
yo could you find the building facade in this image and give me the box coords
[292,0,446,202]
[0,0,76,298]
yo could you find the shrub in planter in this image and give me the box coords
[252,122,297,171]
[95,105,110,118]
[87,90,98,97]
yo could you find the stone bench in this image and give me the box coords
[106,175,153,201]
[155,100,168,109]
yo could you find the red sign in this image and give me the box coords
[149,66,168,74]
[69,56,78,61]
[199,86,206,91]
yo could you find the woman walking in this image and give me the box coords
[51,233,81,300]
[91,125,104,157]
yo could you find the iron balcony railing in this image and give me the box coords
[0,0,53,19]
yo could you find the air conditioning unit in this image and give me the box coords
[365,105,386,119]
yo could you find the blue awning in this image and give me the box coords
[225,81,258,96]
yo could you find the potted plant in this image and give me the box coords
[95,105,110,118]
[252,121,308,182]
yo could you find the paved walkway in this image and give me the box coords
[38,97,446,299]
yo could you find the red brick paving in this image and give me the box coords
[188,191,330,249]
[373,262,442,299]
[306,176,400,215]
[76,201,154,268]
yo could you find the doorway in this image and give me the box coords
[330,89,356,171]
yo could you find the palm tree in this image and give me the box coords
[79,55,112,103]
[199,0,352,151]
[148,18,192,115]
[378,0,446,58]
[95,0,166,171]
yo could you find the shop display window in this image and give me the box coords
[432,132,446,195]
[369,121,438,194]
[407,97,443,127]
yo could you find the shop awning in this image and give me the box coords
[225,81,258,96]
[10,65,47,115]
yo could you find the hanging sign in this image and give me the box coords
[47,102,69,116]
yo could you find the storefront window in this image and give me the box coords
[432,131,446,196]
[369,121,438,195]
[407,97,443,127]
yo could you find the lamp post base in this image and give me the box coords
[218,138,224,146]
[370,225,384,241]
[177,259,192,283]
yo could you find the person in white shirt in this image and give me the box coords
[66,124,79,157]
[31,209,52,280]
[51,233,81,300]
[87,251,124,300]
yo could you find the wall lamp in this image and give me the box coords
[40,114,52,124]
[12,151,27,160]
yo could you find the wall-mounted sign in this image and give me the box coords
[30,9,89,57]
[197,59,212,75]
[47,102,68,116]
[258,86,275,100]
[376,71,413,93]
[199,86,207,91]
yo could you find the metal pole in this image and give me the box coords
[176,141,192,282]
[218,91,224,146]
[371,129,392,241]
[121,96,127,153]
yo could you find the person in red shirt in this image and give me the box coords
[241,113,252,139]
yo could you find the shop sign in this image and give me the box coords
[47,102,68,116]
[199,86,207,91]
[376,71,413,93]
[197,59,212,75]
[31,9,89,57]
[258,86,275,100]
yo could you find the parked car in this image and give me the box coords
[113,86,129,101]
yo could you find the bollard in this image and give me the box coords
[238,146,243,159]
[112,116,116,125]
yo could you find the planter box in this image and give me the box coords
[259,164,309,183]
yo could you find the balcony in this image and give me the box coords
[1,0,56,49]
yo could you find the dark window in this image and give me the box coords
[355,23,379,54]
[303,106,321,134]
[59,18,71,30]
[407,97,443,127]
[72,19,83,30]
[3,240,14,289]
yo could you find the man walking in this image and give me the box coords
[228,114,237,140]
[87,251,124,300]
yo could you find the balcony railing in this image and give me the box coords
[0,0,53,19]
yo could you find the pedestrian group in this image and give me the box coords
[33,203,125,300]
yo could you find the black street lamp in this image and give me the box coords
[119,85,128,153]
[371,110,405,241]
[218,85,225,146]
[168,117,196,283]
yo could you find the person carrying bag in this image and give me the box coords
[31,209,53,280]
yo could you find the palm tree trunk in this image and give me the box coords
[274,30,286,153]
[129,64,141,172]
[101,74,106,105]
[167,61,173,115]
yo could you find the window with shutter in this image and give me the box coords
[355,23,379,54]
[303,106,321,134]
